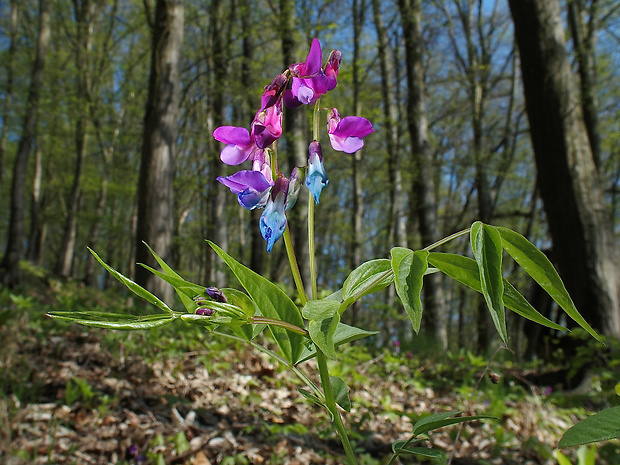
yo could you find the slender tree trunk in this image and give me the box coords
[27,146,44,264]
[1,0,51,287]
[372,0,405,250]
[0,1,21,194]
[280,0,311,296]
[135,0,184,304]
[56,0,96,278]
[399,0,448,350]
[509,0,620,337]
[567,0,601,167]
[239,0,264,275]
[207,0,229,287]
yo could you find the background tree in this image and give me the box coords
[508,0,620,337]
[1,0,51,287]
[135,0,184,303]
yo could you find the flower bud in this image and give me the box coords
[206,286,227,303]
[305,141,329,204]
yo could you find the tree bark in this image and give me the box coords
[135,0,183,304]
[1,0,51,287]
[398,0,448,350]
[509,0,620,336]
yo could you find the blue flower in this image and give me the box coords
[217,170,273,210]
[259,176,289,252]
[305,141,329,203]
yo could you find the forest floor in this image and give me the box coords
[1,267,619,465]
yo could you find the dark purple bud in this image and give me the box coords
[206,286,227,303]
[261,73,288,110]
[196,307,215,316]
[325,49,342,91]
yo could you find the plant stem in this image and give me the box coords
[251,316,309,336]
[283,225,308,305]
[212,330,323,400]
[423,227,470,251]
[316,350,358,465]
[307,191,318,300]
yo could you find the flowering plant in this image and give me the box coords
[49,39,601,464]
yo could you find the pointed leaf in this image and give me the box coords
[298,388,326,409]
[496,227,603,342]
[428,253,566,331]
[303,300,340,359]
[225,288,264,340]
[47,311,176,330]
[330,376,351,412]
[341,259,393,308]
[209,241,305,364]
[143,242,197,311]
[558,405,620,447]
[391,443,444,460]
[391,247,428,333]
[297,322,378,364]
[412,411,494,436]
[471,223,507,343]
[88,248,172,314]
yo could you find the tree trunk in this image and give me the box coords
[508,0,620,337]
[1,0,51,287]
[372,0,405,251]
[398,0,448,350]
[280,0,311,297]
[0,1,21,195]
[135,0,183,304]
[567,0,601,167]
[27,146,44,264]
[207,0,229,288]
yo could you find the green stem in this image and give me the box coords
[284,225,308,305]
[423,228,470,251]
[307,191,318,300]
[212,330,323,401]
[317,350,357,465]
[251,316,309,337]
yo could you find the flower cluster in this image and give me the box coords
[213,38,374,252]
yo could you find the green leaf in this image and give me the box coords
[303,300,340,359]
[341,259,393,308]
[88,248,173,314]
[412,411,495,436]
[496,227,603,342]
[208,241,305,364]
[297,388,326,409]
[224,288,264,340]
[47,311,176,330]
[142,242,197,312]
[471,223,507,343]
[330,376,351,412]
[614,382,620,397]
[391,247,428,334]
[391,443,444,460]
[297,322,378,364]
[558,405,620,447]
[428,253,566,331]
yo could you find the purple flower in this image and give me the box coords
[285,38,330,107]
[325,49,342,91]
[260,176,289,252]
[213,126,258,165]
[305,141,329,204]
[217,170,273,210]
[261,73,288,110]
[327,108,374,153]
[251,99,283,149]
